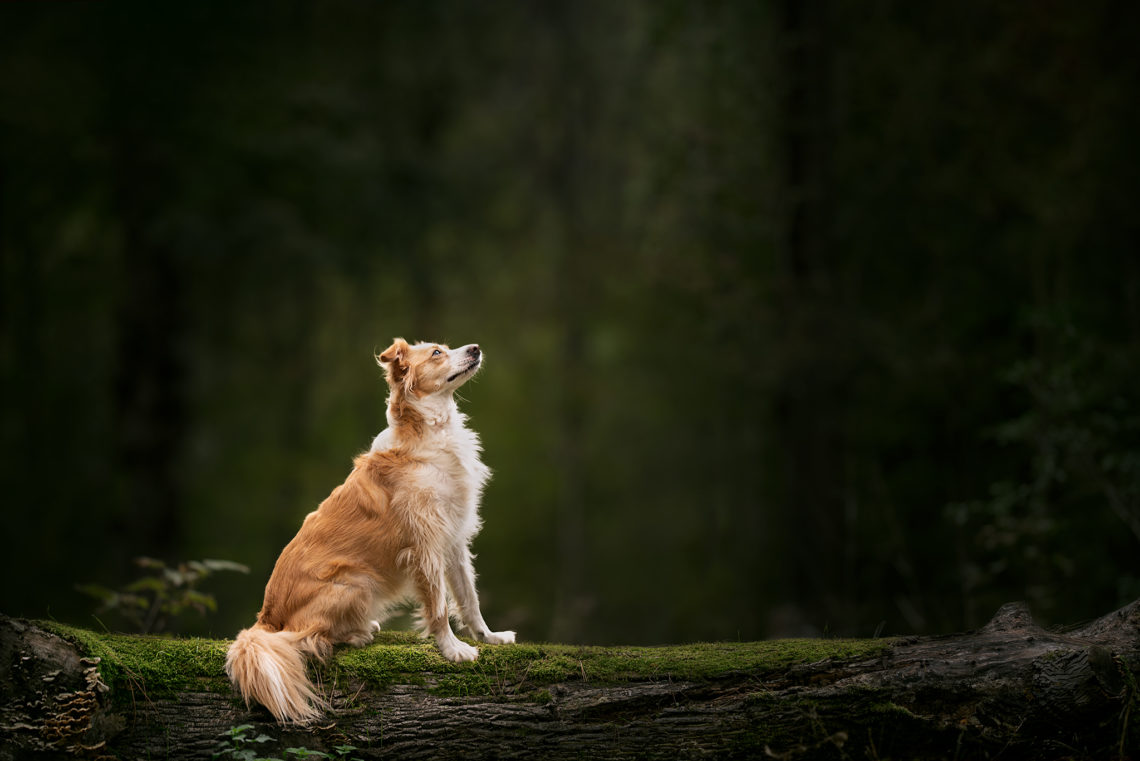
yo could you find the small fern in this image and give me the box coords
[78,556,249,634]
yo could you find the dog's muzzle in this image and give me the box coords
[447,346,481,382]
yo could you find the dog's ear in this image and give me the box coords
[377,338,410,382]
[377,338,409,366]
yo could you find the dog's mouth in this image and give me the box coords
[447,359,480,383]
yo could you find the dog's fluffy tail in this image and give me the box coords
[225,625,328,725]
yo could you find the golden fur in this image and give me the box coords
[226,339,515,724]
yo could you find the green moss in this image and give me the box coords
[348,637,893,699]
[332,641,441,690]
[39,621,893,704]
[870,701,920,719]
[41,621,231,701]
[521,653,581,683]
[553,638,887,682]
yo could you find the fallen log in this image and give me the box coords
[1,599,1137,760]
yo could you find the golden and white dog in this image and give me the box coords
[226,339,515,724]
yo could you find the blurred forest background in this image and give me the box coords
[2,1,1139,645]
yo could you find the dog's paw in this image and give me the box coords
[441,639,479,663]
[479,630,516,645]
[345,623,382,648]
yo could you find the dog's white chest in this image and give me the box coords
[429,431,487,506]
[375,415,490,542]
[434,426,490,537]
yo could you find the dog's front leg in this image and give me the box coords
[445,545,516,645]
[414,565,478,662]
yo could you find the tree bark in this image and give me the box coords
[2,600,1138,760]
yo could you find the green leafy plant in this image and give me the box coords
[213,724,274,761]
[212,726,362,761]
[78,556,249,634]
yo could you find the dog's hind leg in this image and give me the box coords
[309,575,379,649]
[445,545,516,645]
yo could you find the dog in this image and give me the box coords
[225,338,515,724]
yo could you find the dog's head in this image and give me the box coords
[377,338,482,397]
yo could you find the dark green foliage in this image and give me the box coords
[77,557,249,634]
[213,725,274,761]
[949,319,1140,623]
[1,0,1139,645]
[213,724,364,761]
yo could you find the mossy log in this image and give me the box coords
[1,600,1139,760]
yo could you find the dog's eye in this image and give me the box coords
[432,349,442,357]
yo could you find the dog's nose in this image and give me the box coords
[469,345,481,357]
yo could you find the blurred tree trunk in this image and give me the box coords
[109,143,185,563]
[105,16,188,566]
[3,599,1139,759]
[772,0,865,634]
[543,2,592,643]
[779,0,832,286]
